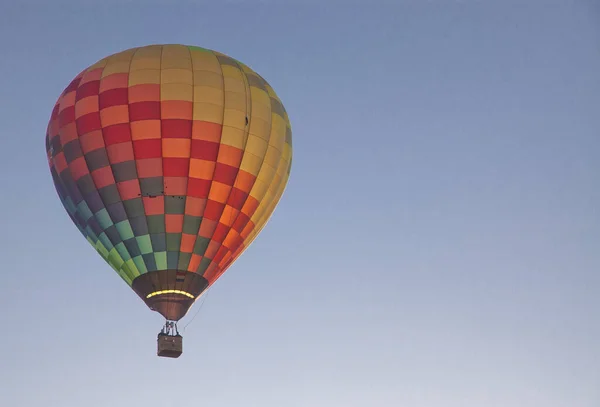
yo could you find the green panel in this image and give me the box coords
[77,201,94,221]
[133,255,148,274]
[115,242,131,262]
[198,257,211,274]
[124,258,141,278]
[108,247,125,269]
[177,252,192,271]
[115,220,135,241]
[154,251,167,270]
[96,208,113,229]
[166,233,181,251]
[136,235,153,254]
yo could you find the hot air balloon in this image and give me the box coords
[45,44,292,358]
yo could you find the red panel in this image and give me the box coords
[58,106,76,127]
[163,177,187,195]
[64,77,82,94]
[203,200,225,221]
[54,152,68,174]
[76,80,100,101]
[162,119,192,138]
[99,88,129,109]
[227,187,248,210]
[107,141,135,164]
[133,139,162,159]
[59,123,78,145]
[117,179,141,201]
[143,196,165,215]
[213,246,229,264]
[190,139,219,161]
[136,158,162,177]
[186,178,211,198]
[77,112,102,134]
[129,101,161,121]
[232,212,250,233]
[91,166,115,189]
[180,233,196,253]
[69,156,89,181]
[103,123,131,146]
[213,163,238,186]
[163,158,189,177]
[199,219,217,238]
[165,214,184,233]
[79,130,105,153]
[212,223,230,243]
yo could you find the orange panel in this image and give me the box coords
[189,159,215,179]
[131,119,161,140]
[192,120,222,142]
[128,84,160,103]
[100,105,129,127]
[162,100,193,120]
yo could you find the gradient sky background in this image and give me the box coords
[0,2,599,406]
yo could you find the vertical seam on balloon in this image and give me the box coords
[176,45,195,296]
[124,46,151,278]
[192,50,227,277]
[157,45,172,321]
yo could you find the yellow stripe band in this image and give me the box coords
[146,290,195,299]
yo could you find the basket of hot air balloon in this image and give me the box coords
[45,44,293,358]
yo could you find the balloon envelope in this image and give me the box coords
[46,44,292,321]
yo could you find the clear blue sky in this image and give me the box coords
[0,2,599,406]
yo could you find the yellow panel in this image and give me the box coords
[192,102,224,123]
[265,83,280,99]
[248,118,271,141]
[223,77,245,94]
[108,48,137,62]
[101,62,131,77]
[250,87,270,106]
[239,152,263,176]
[224,91,247,112]
[129,69,161,86]
[221,65,243,80]
[238,63,255,75]
[193,86,224,104]
[134,45,163,58]
[269,114,287,136]
[190,53,222,73]
[251,180,282,223]
[245,134,268,158]
[250,101,271,123]
[263,145,282,168]
[223,108,247,130]
[161,83,193,101]
[161,68,193,85]
[87,58,108,70]
[219,125,246,149]
[161,45,192,69]
[193,71,223,88]
[256,164,276,185]
[130,57,161,71]
[248,178,270,201]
